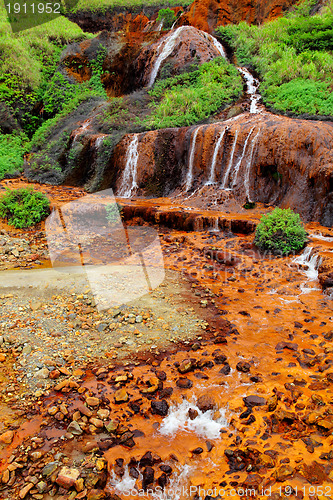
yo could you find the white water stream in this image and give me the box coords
[149,27,227,87]
[206,127,227,185]
[118,134,139,197]
[238,67,261,114]
[185,127,201,191]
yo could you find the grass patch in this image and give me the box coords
[72,0,191,14]
[143,58,243,128]
[0,187,50,228]
[216,0,333,116]
[0,133,29,179]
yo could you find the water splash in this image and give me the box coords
[148,27,187,87]
[185,127,201,191]
[244,128,261,201]
[206,127,227,185]
[109,464,193,500]
[310,232,333,242]
[238,67,261,114]
[159,397,227,440]
[293,246,322,293]
[118,134,139,197]
[220,129,239,189]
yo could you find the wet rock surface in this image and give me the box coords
[0,181,332,498]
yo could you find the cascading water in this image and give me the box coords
[206,127,228,185]
[118,134,139,198]
[231,127,255,188]
[148,27,187,87]
[203,32,227,59]
[293,246,322,293]
[148,28,227,87]
[185,127,201,191]
[244,128,261,201]
[238,67,261,114]
[72,118,93,144]
[220,129,239,189]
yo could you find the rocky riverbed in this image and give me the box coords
[0,180,333,500]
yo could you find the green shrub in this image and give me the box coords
[106,202,123,224]
[216,5,333,117]
[254,207,307,255]
[0,133,29,179]
[157,8,176,29]
[0,188,50,228]
[144,58,242,128]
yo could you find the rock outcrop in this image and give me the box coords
[112,112,333,225]
[181,0,300,33]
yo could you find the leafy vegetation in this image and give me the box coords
[106,202,123,224]
[0,188,50,228]
[144,58,243,128]
[254,208,307,255]
[73,0,191,14]
[0,133,29,179]
[157,8,176,29]
[217,0,333,116]
[0,5,91,132]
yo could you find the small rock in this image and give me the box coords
[274,465,294,482]
[67,421,83,436]
[86,396,100,407]
[56,467,80,489]
[243,395,266,408]
[114,388,129,403]
[151,400,169,416]
[142,466,154,490]
[236,361,251,373]
[0,430,14,444]
[197,394,216,412]
[178,359,194,374]
[34,367,49,379]
[176,378,193,389]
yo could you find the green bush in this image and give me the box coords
[0,188,50,228]
[0,133,29,179]
[144,58,242,128]
[157,8,176,29]
[216,4,333,116]
[106,202,123,224]
[254,207,307,255]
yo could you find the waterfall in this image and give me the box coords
[244,128,260,201]
[203,32,227,59]
[293,246,322,293]
[72,118,93,144]
[148,27,187,87]
[293,246,321,281]
[185,127,201,191]
[118,135,139,198]
[148,28,227,87]
[206,127,227,185]
[95,135,106,149]
[231,127,255,188]
[238,67,261,114]
[220,129,239,189]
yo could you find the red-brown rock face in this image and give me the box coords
[181,0,300,33]
[112,112,333,226]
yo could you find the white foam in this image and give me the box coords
[159,397,227,440]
